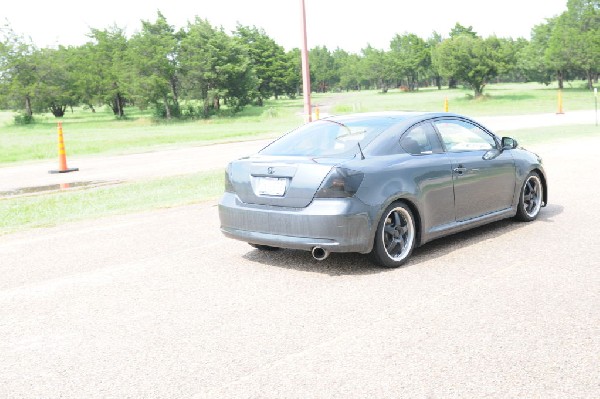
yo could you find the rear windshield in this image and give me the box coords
[260,118,395,157]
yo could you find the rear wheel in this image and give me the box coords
[370,202,416,268]
[515,172,543,222]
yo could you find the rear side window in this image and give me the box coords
[434,119,497,152]
[400,123,443,155]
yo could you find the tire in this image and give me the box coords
[249,243,280,251]
[370,202,417,268]
[515,172,543,222]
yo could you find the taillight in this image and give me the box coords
[315,168,364,198]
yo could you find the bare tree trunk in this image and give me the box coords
[164,97,171,119]
[118,94,124,117]
[474,83,485,98]
[557,70,564,90]
[111,94,124,117]
[170,76,179,106]
[25,96,33,117]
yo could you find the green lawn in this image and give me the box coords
[0,170,223,235]
[1,82,597,165]
[326,82,595,116]
[0,99,302,164]
[509,124,599,146]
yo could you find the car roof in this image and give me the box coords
[321,111,463,124]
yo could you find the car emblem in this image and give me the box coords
[267,167,275,175]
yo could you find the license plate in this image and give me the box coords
[255,177,287,196]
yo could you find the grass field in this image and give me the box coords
[0,170,224,235]
[1,82,598,235]
[1,82,597,165]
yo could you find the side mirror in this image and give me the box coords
[502,137,518,150]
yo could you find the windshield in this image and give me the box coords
[260,118,395,157]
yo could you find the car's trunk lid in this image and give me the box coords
[229,156,339,207]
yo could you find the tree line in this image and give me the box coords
[0,0,597,121]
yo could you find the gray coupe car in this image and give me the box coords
[218,112,547,268]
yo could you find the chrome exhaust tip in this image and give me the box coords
[311,246,329,261]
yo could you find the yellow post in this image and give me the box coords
[315,106,320,120]
[557,90,565,114]
[444,97,449,112]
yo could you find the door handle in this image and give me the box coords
[453,166,467,175]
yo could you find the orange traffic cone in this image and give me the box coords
[49,122,78,174]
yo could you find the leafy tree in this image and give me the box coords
[546,13,577,89]
[68,43,102,112]
[443,23,479,88]
[426,31,444,89]
[84,26,130,116]
[434,35,503,97]
[449,23,478,38]
[496,37,529,82]
[520,1,598,90]
[0,24,37,117]
[234,25,288,104]
[389,33,430,90]
[179,18,255,117]
[309,46,338,92]
[127,11,180,119]
[518,19,556,85]
[361,45,395,92]
[33,47,79,117]
[561,0,599,89]
[485,36,523,82]
[283,48,302,98]
[333,48,363,91]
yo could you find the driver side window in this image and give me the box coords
[434,119,497,152]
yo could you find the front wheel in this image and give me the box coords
[515,172,543,222]
[370,202,416,268]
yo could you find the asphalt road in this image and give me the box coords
[1,130,599,397]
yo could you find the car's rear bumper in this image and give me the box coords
[218,193,374,253]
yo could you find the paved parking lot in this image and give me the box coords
[0,127,599,397]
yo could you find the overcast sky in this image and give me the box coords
[3,0,568,53]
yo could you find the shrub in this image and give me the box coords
[13,113,35,125]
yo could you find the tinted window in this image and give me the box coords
[400,123,442,155]
[434,119,497,152]
[261,118,395,157]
